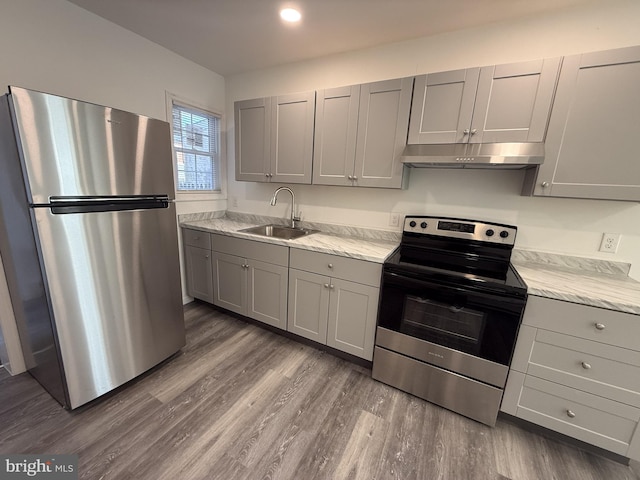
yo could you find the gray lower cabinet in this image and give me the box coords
[288,249,381,360]
[408,58,560,145]
[210,234,289,330]
[235,92,315,184]
[313,77,413,188]
[183,229,213,303]
[502,295,640,460]
[524,46,640,201]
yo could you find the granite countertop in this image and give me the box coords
[179,211,400,264]
[512,250,640,315]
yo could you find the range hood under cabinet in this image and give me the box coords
[403,58,561,169]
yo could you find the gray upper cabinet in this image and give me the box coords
[313,77,413,189]
[354,78,413,188]
[408,58,560,145]
[408,68,479,144]
[526,46,640,201]
[235,97,270,182]
[313,85,360,187]
[235,92,315,184]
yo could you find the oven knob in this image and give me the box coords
[500,230,509,238]
[409,221,416,227]
[485,229,495,237]
[420,222,427,229]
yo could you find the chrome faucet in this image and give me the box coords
[270,186,300,229]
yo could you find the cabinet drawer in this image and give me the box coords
[289,248,382,287]
[517,375,640,455]
[527,329,640,407]
[523,296,640,351]
[211,233,288,267]
[183,229,211,250]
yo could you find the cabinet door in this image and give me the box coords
[185,245,213,303]
[531,46,640,201]
[287,269,330,343]
[327,279,379,360]
[247,259,288,330]
[408,68,479,144]
[471,58,560,144]
[312,85,360,186]
[235,98,270,182]
[270,92,315,184]
[353,77,413,188]
[212,252,247,315]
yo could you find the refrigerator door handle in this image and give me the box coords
[46,196,170,214]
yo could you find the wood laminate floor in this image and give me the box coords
[1,302,638,480]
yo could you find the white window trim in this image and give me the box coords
[165,91,227,202]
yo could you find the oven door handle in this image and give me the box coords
[449,305,465,313]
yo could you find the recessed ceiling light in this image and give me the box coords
[280,8,301,23]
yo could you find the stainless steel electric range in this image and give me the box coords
[372,215,528,426]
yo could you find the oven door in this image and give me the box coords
[377,270,525,369]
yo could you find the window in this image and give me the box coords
[171,101,221,192]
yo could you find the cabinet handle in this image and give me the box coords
[595,323,606,331]
[352,176,358,181]
[470,129,477,136]
[205,254,209,259]
[463,129,470,135]
[541,181,549,188]
[566,409,576,419]
[347,175,353,180]
[265,174,270,178]
[581,361,591,370]
[324,283,330,288]
[328,263,333,269]
[329,284,334,289]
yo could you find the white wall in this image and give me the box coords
[226,0,640,280]
[0,0,229,372]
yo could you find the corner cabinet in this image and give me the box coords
[183,229,213,303]
[408,58,560,144]
[211,234,289,330]
[287,249,381,360]
[313,77,413,188]
[235,92,315,184]
[524,46,640,201]
[501,296,640,460]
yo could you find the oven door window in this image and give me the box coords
[401,296,486,354]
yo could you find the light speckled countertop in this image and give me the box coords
[180,212,400,264]
[180,212,639,314]
[512,250,640,315]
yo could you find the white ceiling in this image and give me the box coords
[67,0,593,76]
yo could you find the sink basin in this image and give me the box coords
[239,224,318,240]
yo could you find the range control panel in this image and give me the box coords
[403,215,517,246]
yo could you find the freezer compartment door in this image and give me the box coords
[9,86,175,203]
[33,203,185,409]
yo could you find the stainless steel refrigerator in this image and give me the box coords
[0,86,185,409]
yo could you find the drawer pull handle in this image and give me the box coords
[581,362,591,370]
[328,263,334,269]
[595,323,606,331]
[566,410,576,419]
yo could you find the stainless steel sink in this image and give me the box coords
[239,224,318,240]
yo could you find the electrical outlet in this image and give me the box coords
[599,233,621,253]
[389,212,400,227]
[230,196,239,208]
